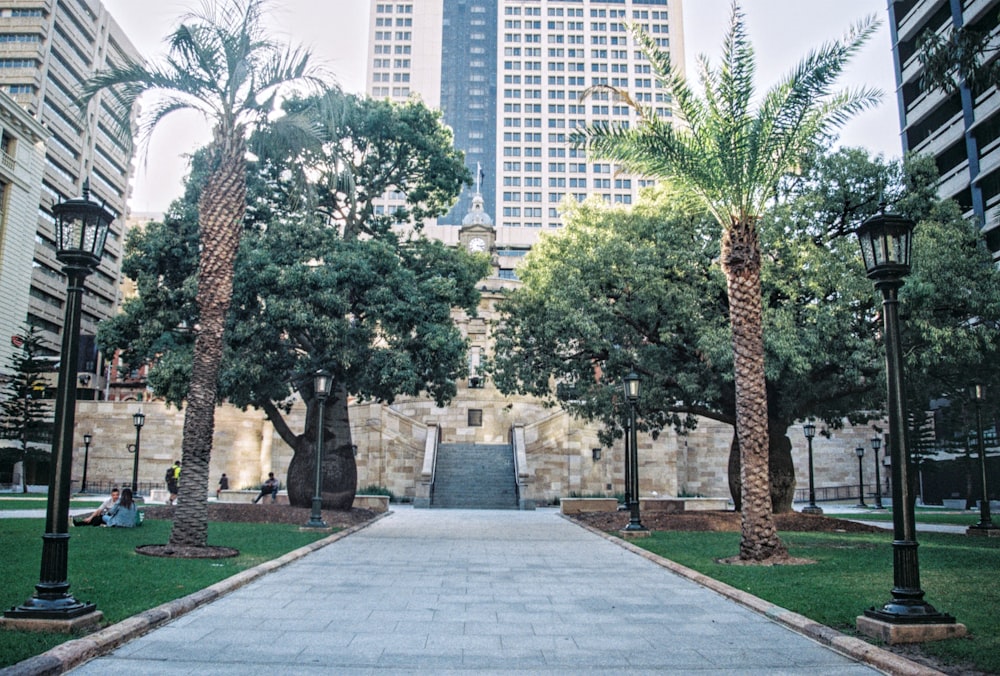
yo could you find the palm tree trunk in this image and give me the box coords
[721,222,786,561]
[169,145,246,548]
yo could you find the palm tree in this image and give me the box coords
[572,3,880,561]
[80,0,322,549]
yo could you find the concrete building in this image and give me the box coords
[888,0,1000,254]
[366,0,684,270]
[0,1,139,394]
[0,89,46,370]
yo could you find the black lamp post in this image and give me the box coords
[855,446,867,508]
[305,369,332,529]
[80,433,92,493]
[970,384,996,532]
[871,435,884,509]
[802,421,822,514]
[127,411,145,495]
[622,371,647,532]
[4,181,114,627]
[856,209,956,627]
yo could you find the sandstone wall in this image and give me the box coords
[71,400,883,502]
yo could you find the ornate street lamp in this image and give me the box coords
[622,371,646,532]
[969,384,996,533]
[854,446,867,508]
[305,369,332,529]
[802,421,822,514]
[81,434,92,493]
[871,435,885,509]
[855,209,957,631]
[127,411,145,495]
[3,182,115,628]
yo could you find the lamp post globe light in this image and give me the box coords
[305,370,333,529]
[81,433,92,494]
[871,435,885,509]
[801,422,822,515]
[3,182,115,629]
[622,371,647,533]
[969,384,997,534]
[854,446,867,508]
[127,411,145,496]
[854,209,961,637]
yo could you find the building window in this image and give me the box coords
[468,409,483,426]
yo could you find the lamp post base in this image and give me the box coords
[857,614,966,645]
[0,607,102,634]
[619,526,650,539]
[801,504,824,515]
[967,523,1000,537]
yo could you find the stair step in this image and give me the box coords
[431,443,517,509]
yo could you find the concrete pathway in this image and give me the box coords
[64,507,895,675]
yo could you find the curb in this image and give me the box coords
[1,511,391,676]
[564,515,945,676]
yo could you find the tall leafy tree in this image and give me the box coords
[249,90,471,504]
[100,91,483,509]
[0,326,54,492]
[917,12,1000,95]
[79,0,322,549]
[570,4,880,561]
[494,149,1000,537]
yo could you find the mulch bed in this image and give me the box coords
[568,509,886,534]
[135,503,380,558]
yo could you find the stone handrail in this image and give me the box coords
[414,423,439,508]
[511,424,534,509]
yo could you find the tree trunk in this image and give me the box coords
[721,221,786,561]
[169,143,245,548]
[286,383,357,510]
[727,427,796,513]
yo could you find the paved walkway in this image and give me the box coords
[63,507,899,675]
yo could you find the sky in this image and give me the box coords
[102,0,900,214]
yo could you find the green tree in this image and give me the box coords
[249,89,471,504]
[0,326,54,492]
[917,12,1000,95]
[492,149,1000,521]
[100,103,484,509]
[80,0,323,550]
[570,5,881,561]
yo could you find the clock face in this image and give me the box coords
[468,237,487,252]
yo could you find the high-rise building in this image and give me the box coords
[887,0,1000,255]
[0,1,139,390]
[0,90,46,371]
[366,0,685,269]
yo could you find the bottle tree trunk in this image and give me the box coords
[286,382,357,510]
[170,141,245,549]
[727,426,796,513]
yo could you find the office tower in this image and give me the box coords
[888,0,1000,256]
[0,1,139,388]
[366,0,685,265]
[0,90,46,370]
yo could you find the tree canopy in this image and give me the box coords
[100,91,487,508]
[490,148,1000,509]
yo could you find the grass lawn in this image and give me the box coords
[835,509,992,527]
[0,496,105,511]
[0,517,331,668]
[636,529,1000,674]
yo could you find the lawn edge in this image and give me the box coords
[2,511,391,676]
[562,514,945,676]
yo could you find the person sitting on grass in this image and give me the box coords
[73,487,119,527]
[102,487,139,527]
[252,472,279,504]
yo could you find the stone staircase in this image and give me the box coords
[431,443,518,509]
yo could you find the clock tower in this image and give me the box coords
[458,192,495,255]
